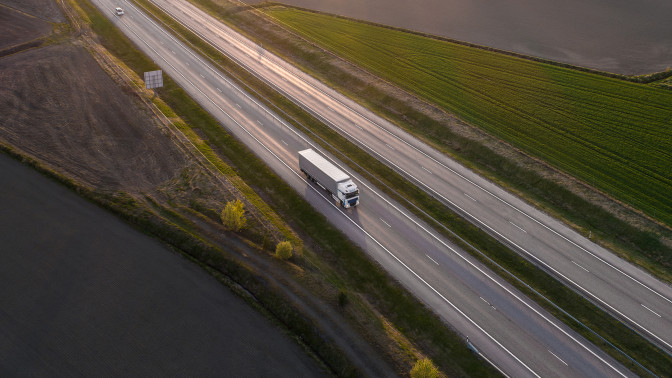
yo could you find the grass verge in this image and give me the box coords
[132,0,672,375]
[63,0,498,375]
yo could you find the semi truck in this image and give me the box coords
[299,149,360,208]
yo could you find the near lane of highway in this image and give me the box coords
[92,0,631,375]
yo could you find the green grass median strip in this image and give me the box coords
[135,0,672,374]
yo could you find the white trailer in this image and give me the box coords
[299,149,360,208]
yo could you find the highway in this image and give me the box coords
[91,0,633,375]
[144,0,672,356]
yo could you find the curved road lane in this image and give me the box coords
[91,0,632,375]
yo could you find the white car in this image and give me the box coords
[115,7,124,15]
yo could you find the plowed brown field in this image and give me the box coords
[0,42,188,191]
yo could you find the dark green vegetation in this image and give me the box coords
[145,0,672,374]
[63,0,497,375]
[266,8,672,228]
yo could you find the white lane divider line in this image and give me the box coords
[548,350,568,366]
[160,41,164,45]
[571,260,590,273]
[380,218,391,228]
[480,296,497,310]
[464,193,477,202]
[509,221,527,233]
[426,254,439,265]
[186,62,189,66]
[200,74,204,78]
[421,166,432,174]
[385,143,395,150]
[355,125,363,130]
[257,120,263,126]
[281,140,288,146]
[171,50,176,54]
[641,304,662,318]
[328,107,335,112]
[235,103,241,108]
[216,88,222,92]
[281,77,288,81]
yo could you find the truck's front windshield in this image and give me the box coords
[345,190,359,199]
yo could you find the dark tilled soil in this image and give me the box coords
[1,0,64,21]
[0,7,324,376]
[0,42,188,192]
[0,153,324,376]
[0,5,52,50]
[0,0,397,375]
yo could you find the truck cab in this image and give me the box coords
[337,180,359,208]
[298,148,360,208]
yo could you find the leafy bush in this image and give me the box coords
[410,358,440,378]
[275,241,293,260]
[220,199,247,231]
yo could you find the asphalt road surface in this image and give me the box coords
[0,153,324,376]
[90,0,635,375]
[147,0,672,357]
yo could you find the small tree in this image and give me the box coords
[410,358,439,378]
[220,199,247,232]
[275,241,293,260]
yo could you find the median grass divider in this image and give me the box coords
[65,0,498,375]
[133,0,672,375]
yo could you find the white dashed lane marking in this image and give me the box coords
[641,304,662,317]
[426,254,439,265]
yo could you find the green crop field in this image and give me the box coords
[266,7,672,226]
